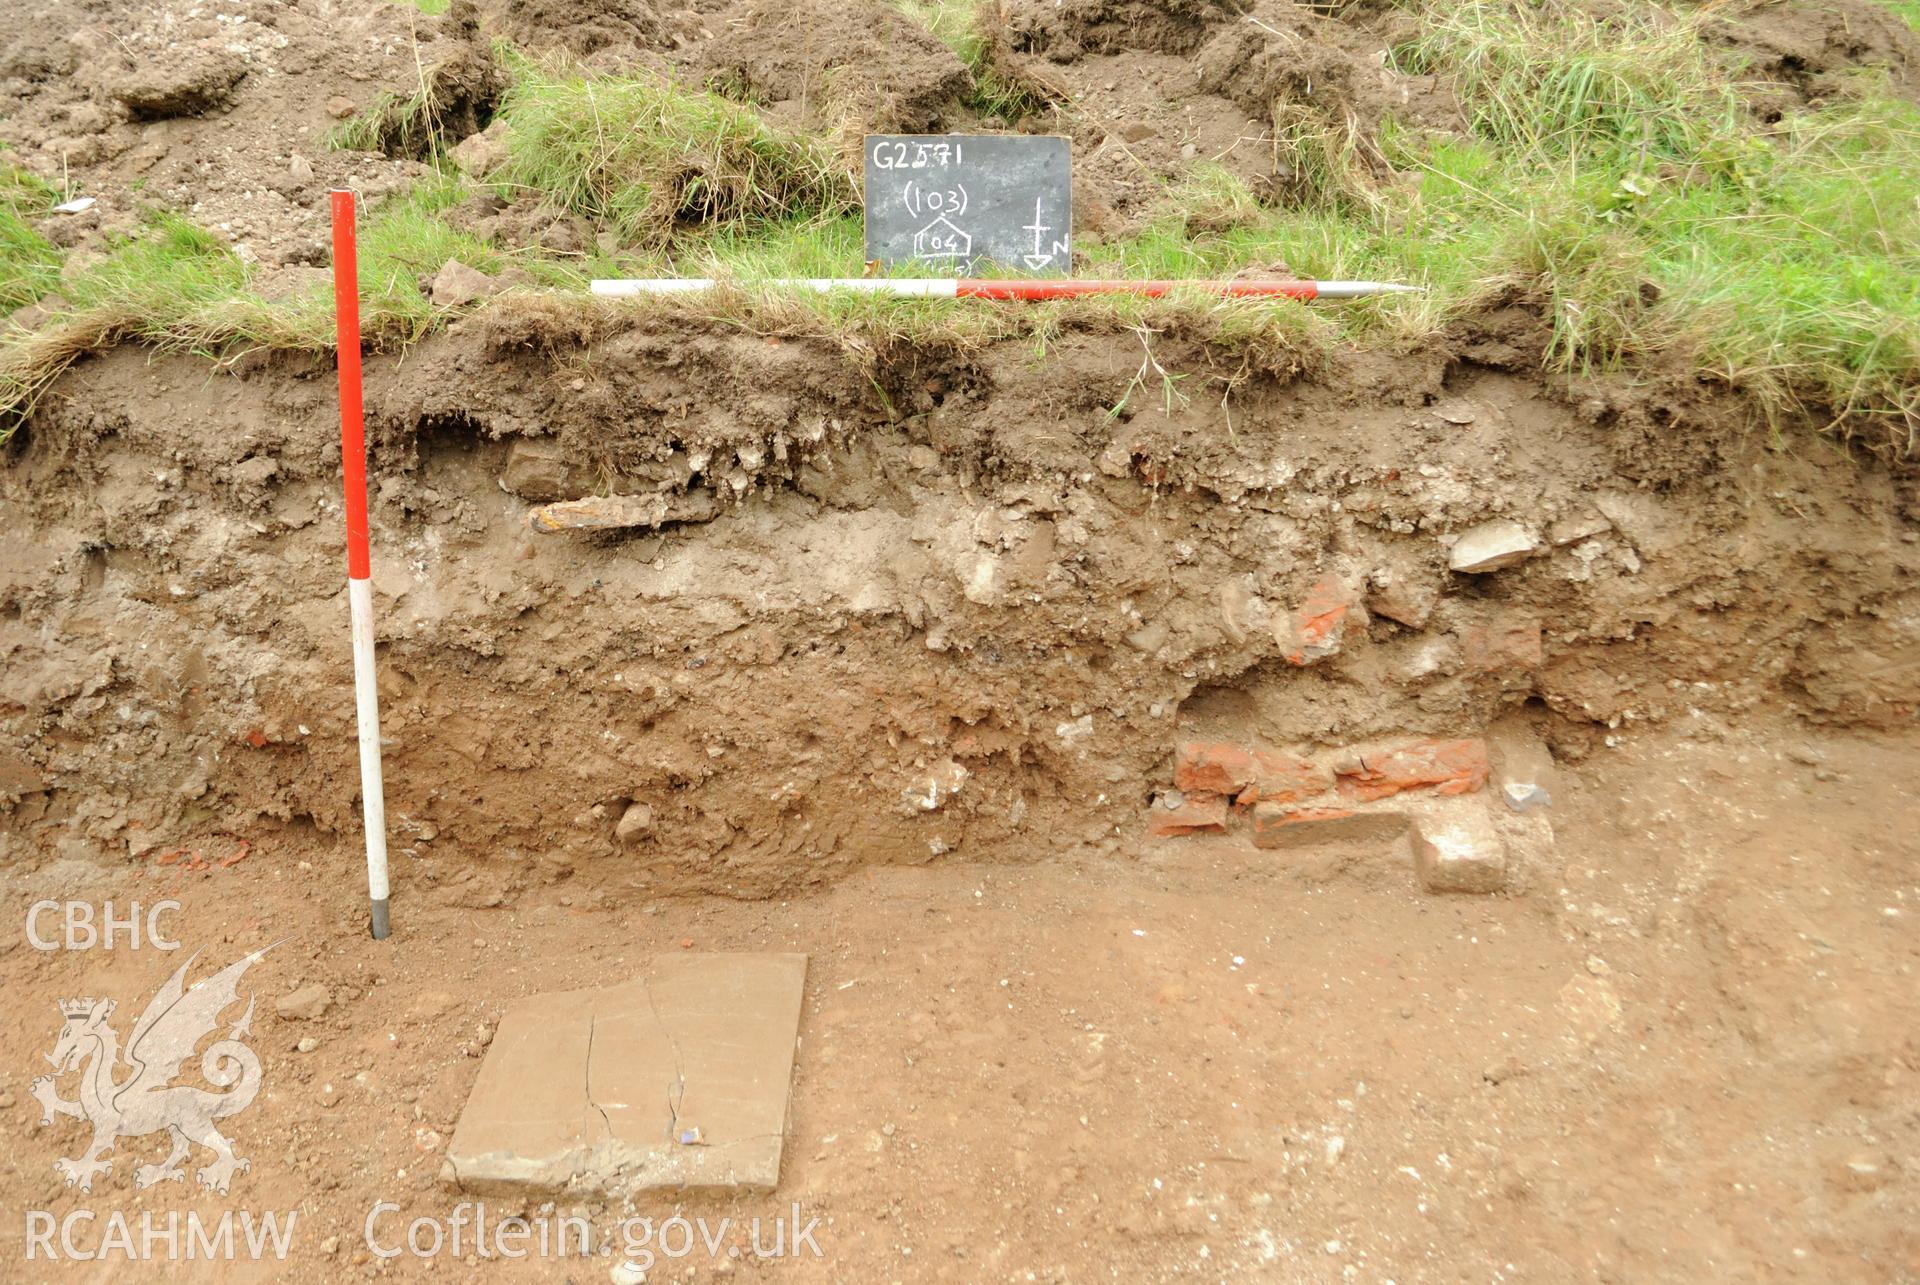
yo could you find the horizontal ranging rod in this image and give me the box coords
[589,278,1421,300]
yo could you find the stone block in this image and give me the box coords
[1410,801,1508,894]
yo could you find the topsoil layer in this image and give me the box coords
[5,0,1917,269]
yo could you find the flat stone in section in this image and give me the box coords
[1486,713,1558,812]
[1447,520,1538,573]
[446,953,807,1195]
[528,490,719,534]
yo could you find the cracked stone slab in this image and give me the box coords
[446,952,807,1195]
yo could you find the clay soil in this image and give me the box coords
[3,0,1920,1281]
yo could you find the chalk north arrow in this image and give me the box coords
[1022,253,1054,269]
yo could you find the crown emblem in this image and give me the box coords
[58,998,96,1018]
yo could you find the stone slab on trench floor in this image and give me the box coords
[445,952,808,1196]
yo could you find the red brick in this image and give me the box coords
[1459,615,1544,673]
[1250,804,1408,849]
[1278,576,1357,666]
[1335,738,1491,802]
[1147,792,1230,837]
[1238,749,1330,806]
[1174,742,1256,795]
[1178,742,1329,803]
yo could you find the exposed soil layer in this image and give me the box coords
[4,316,1916,900]
[485,0,672,59]
[1706,0,1920,112]
[696,0,975,136]
[998,0,1461,221]
[0,0,488,273]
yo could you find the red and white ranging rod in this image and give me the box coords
[330,189,392,941]
[590,277,1420,300]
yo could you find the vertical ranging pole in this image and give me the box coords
[330,189,391,941]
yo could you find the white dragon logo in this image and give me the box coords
[30,945,276,1195]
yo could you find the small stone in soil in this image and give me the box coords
[1447,520,1538,573]
[276,984,332,1021]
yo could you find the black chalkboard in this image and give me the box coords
[862,135,1072,275]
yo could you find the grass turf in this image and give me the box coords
[0,168,63,314]
[3,0,1917,447]
[491,64,857,247]
[1879,0,1920,31]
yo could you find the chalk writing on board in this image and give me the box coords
[900,181,971,219]
[864,134,1072,273]
[870,139,965,170]
[913,215,971,260]
[1019,196,1069,271]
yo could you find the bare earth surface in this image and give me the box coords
[2,718,1915,1281]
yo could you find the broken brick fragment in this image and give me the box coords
[1336,738,1491,802]
[1176,743,1328,803]
[1278,576,1358,665]
[1147,792,1230,837]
